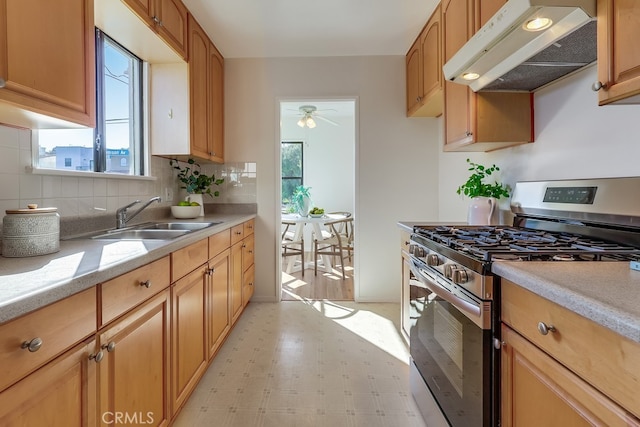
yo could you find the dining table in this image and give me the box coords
[282,212,348,274]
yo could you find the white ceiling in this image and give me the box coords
[182,0,439,58]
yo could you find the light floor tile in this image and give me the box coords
[173,301,427,427]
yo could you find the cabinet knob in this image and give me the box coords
[591,81,606,92]
[89,351,104,363]
[21,337,43,352]
[101,341,116,352]
[152,15,160,24]
[235,231,242,235]
[465,131,473,137]
[207,267,215,276]
[0,77,5,88]
[416,96,421,102]
[537,322,556,335]
[140,280,151,288]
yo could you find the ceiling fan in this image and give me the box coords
[293,105,339,128]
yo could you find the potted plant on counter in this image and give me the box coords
[170,158,224,216]
[456,158,510,225]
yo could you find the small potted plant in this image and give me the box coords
[456,159,510,225]
[170,158,224,216]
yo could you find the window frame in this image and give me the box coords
[31,28,149,179]
[281,141,304,205]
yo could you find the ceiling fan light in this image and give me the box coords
[306,117,316,128]
[297,117,306,128]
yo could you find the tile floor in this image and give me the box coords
[173,300,427,427]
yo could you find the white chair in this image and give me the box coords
[282,221,304,275]
[313,218,354,280]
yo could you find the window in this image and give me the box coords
[35,29,144,175]
[281,141,303,205]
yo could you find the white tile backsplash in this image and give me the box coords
[0,125,257,218]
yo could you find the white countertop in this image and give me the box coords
[0,213,255,324]
[493,261,640,343]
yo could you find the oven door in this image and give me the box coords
[409,259,496,427]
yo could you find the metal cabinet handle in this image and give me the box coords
[152,15,160,24]
[537,322,556,335]
[140,280,151,288]
[235,231,242,235]
[207,267,215,276]
[465,131,473,137]
[89,351,104,363]
[21,337,43,352]
[592,81,606,92]
[101,341,116,352]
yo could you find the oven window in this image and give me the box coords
[410,283,492,427]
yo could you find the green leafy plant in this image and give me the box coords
[170,158,224,197]
[291,185,312,214]
[456,158,510,199]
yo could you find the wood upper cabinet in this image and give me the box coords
[442,0,533,152]
[188,14,224,164]
[596,0,640,105]
[0,0,96,128]
[501,279,640,423]
[406,4,443,117]
[98,290,171,426]
[122,0,188,59]
[0,337,98,427]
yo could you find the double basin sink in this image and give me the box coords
[73,221,222,241]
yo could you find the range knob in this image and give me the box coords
[426,254,440,267]
[452,268,469,284]
[443,264,456,279]
[410,244,426,257]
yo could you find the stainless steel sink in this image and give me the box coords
[68,221,222,241]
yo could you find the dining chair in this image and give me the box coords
[281,221,304,275]
[313,217,354,280]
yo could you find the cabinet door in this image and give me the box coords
[405,38,422,115]
[0,0,95,127]
[122,0,154,26]
[596,0,640,105]
[476,0,506,27]
[501,325,640,427]
[443,0,475,147]
[208,42,224,163]
[171,265,207,413]
[242,264,255,307]
[0,338,97,427]
[99,290,171,427]
[188,14,211,161]
[242,233,255,273]
[156,0,188,59]
[230,241,244,324]
[207,249,230,359]
[419,5,443,117]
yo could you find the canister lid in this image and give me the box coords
[5,204,57,214]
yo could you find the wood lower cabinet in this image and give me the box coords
[171,264,208,414]
[0,338,98,427]
[406,4,443,117]
[207,248,231,359]
[501,279,640,425]
[98,290,171,427]
[0,0,95,128]
[596,0,640,105]
[230,241,244,324]
[400,229,411,341]
[442,0,533,152]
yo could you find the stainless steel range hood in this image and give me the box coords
[443,0,596,92]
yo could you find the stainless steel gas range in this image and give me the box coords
[408,177,640,427]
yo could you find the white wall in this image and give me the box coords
[437,65,640,223]
[224,56,440,303]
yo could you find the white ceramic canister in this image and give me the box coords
[2,205,60,257]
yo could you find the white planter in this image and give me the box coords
[297,196,311,217]
[186,194,205,216]
[467,197,497,225]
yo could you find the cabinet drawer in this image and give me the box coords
[0,288,97,392]
[209,229,230,259]
[171,238,208,282]
[243,219,255,236]
[242,233,254,272]
[100,256,171,326]
[501,279,640,418]
[230,224,244,245]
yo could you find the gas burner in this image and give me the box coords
[552,254,575,261]
[492,254,523,261]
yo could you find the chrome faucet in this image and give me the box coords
[116,196,162,229]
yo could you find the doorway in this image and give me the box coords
[277,98,357,301]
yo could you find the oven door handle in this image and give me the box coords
[410,259,490,329]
